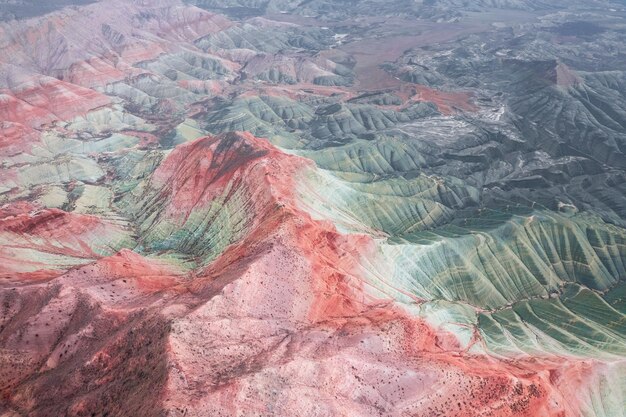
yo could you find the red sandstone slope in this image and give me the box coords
[0,133,597,416]
[0,77,111,127]
[0,1,232,85]
[0,201,131,281]
[153,134,583,417]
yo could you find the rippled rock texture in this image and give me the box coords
[1,0,625,416]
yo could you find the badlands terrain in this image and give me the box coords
[0,0,625,416]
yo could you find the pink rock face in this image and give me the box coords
[0,122,40,156]
[63,57,129,89]
[143,133,586,417]
[0,202,130,281]
[0,132,593,416]
[0,77,110,127]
